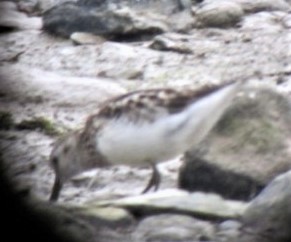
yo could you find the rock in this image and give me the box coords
[0,3,42,30]
[194,1,244,28]
[150,34,193,54]
[70,32,106,45]
[98,64,144,80]
[1,1,291,242]
[282,12,291,28]
[182,86,291,199]
[240,11,290,32]
[77,0,192,15]
[235,0,291,13]
[2,6,289,84]
[23,199,134,242]
[0,29,156,79]
[216,220,242,242]
[95,42,146,80]
[2,155,129,242]
[168,9,194,33]
[42,0,194,39]
[219,219,241,231]
[0,64,125,129]
[33,0,77,13]
[17,0,39,14]
[42,2,169,38]
[132,214,215,242]
[72,205,135,229]
[0,29,41,63]
[0,1,17,11]
[95,189,248,220]
[42,2,115,38]
[0,64,124,107]
[241,170,291,242]
[178,157,264,201]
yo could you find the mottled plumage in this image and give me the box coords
[49,81,244,201]
[94,84,231,122]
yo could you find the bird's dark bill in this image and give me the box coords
[49,177,62,202]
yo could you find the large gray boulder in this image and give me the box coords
[42,0,193,39]
[179,86,291,200]
[240,170,291,242]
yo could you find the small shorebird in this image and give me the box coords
[49,80,244,201]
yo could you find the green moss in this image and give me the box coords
[239,119,282,154]
[215,110,282,154]
[16,117,61,136]
[0,111,14,130]
[215,101,263,136]
[215,114,242,136]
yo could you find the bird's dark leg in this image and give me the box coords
[141,162,161,194]
[49,176,63,202]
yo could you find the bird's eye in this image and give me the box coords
[51,157,59,167]
[63,145,70,154]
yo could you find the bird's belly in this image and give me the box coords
[97,120,182,166]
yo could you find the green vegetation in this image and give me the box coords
[240,119,282,154]
[16,117,61,136]
[0,111,14,130]
[214,100,283,154]
[0,111,63,137]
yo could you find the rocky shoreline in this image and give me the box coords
[1,0,291,241]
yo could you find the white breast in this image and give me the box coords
[97,81,242,166]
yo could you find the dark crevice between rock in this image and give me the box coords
[178,155,265,201]
[111,30,164,42]
[0,26,17,34]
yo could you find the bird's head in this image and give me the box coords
[49,131,84,201]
